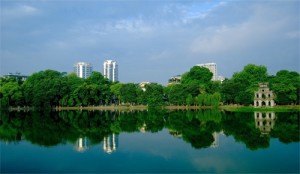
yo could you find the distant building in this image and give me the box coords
[168,75,181,85]
[103,60,118,82]
[196,63,217,81]
[2,72,28,81]
[217,76,225,83]
[73,62,93,79]
[254,83,275,107]
[139,82,150,91]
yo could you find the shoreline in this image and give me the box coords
[4,105,300,112]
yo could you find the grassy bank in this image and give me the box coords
[220,105,300,112]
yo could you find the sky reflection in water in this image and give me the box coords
[1,110,299,173]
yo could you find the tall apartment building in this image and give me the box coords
[73,62,93,79]
[196,63,217,81]
[103,60,118,82]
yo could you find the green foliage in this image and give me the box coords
[0,81,24,107]
[1,63,299,108]
[164,84,187,105]
[181,66,213,85]
[144,83,165,107]
[221,64,268,105]
[196,93,221,107]
[22,70,67,108]
[119,83,138,104]
[269,70,300,105]
[1,110,298,150]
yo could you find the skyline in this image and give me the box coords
[1,0,299,84]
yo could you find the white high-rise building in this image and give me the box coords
[196,63,217,81]
[73,62,93,79]
[103,60,118,82]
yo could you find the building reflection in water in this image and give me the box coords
[103,133,118,154]
[210,132,219,148]
[139,123,147,133]
[74,137,90,152]
[169,129,182,138]
[254,112,276,135]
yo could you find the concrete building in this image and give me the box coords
[254,83,275,107]
[196,63,217,81]
[2,72,28,81]
[139,82,150,91]
[168,75,181,85]
[103,60,118,82]
[73,62,93,79]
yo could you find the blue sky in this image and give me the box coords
[1,0,299,84]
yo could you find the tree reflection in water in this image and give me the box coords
[0,110,299,151]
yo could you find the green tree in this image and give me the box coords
[164,84,186,105]
[181,66,213,85]
[119,83,138,105]
[269,70,300,105]
[186,94,193,106]
[229,64,268,105]
[144,83,165,107]
[0,81,24,107]
[110,83,123,105]
[22,70,67,108]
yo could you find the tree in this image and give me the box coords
[229,64,268,105]
[269,70,300,105]
[186,94,193,106]
[144,83,165,107]
[22,70,67,108]
[110,83,123,105]
[119,83,138,105]
[181,66,213,85]
[59,73,83,106]
[0,81,24,107]
[164,84,186,105]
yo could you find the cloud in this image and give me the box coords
[192,156,236,173]
[1,0,299,84]
[2,4,39,18]
[286,31,300,39]
[190,3,291,54]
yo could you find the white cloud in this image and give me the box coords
[190,4,291,54]
[286,31,300,39]
[112,19,153,33]
[2,4,39,18]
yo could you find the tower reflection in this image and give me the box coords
[254,112,276,135]
[103,133,119,154]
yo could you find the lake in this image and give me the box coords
[1,110,299,173]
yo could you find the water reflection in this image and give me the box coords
[254,112,276,136]
[0,110,298,151]
[103,133,118,154]
[211,132,219,148]
[74,137,90,152]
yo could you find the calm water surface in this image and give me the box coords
[1,110,299,173]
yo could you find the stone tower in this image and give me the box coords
[254,83,275,107]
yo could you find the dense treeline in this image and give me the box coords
[0,64,299,109]
[1,110,298,150]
